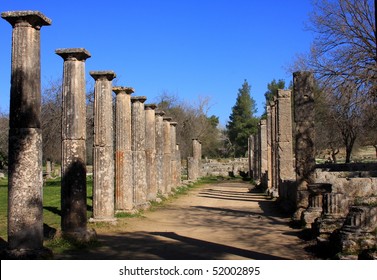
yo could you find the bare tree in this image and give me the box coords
[154,92,223,159]
[290,0,377,162]
[41,78,63,163]
[308,0,376,89]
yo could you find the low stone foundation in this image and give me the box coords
[201,158,249,177]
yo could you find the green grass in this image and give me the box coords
[0,178,7,240]
[0,177,93,242]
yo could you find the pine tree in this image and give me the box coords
[226,80,259,157]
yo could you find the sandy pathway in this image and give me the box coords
[56,180,314,260]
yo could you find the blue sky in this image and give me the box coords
[0,0,314,125]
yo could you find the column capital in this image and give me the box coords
[113,86,134,95]
[163,117,172,122]
[55,48,91,61]
[145,104,157,110]
[1,11,52,29]
[170,122,178,127]
[155,111,165,116]
[277,89,292,99]
[131,96,147,103]
[89,71,116,81]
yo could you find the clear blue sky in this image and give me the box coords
[0,0,314,126]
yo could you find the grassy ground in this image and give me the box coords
[0,175,226,255]
[0,177,93,242]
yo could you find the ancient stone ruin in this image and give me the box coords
[250,71,377,259]
[1,9,376,261]
[1,10,188,258]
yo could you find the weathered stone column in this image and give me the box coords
[170,122,178,190]
[163,117,172,193]
[145,104,157,201]
[248,135,254,179]
[293,71,316,221]
[114,86,134,211]
[276,89,295,199]
[254,131,260,181]
[176,144,182,186]
[56,48,95,241]
[302,183,331,228]
[155,111,165,194]
[259,119,268,189]
[188,139,200,181]
[193,139,202,178]
[270,99,278,196]
[2,11,52,257]
[46,160,52,179]
[90,71,116,222]
[131,96,148,208]
[266,104,273,190]
[187,157,197,181]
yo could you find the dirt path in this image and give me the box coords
[56,180,314,260]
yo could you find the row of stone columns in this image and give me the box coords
[1,10,182,257]
[250,71,316,217]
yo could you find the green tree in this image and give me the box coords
[262,79,286,118]
[226,80,259,157]
[264,79,286,104]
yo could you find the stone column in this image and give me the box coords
[176,144,182,185]
[155,111,165,194]
[259,119,268,188]
[2,11,52,257]
[193,139,202,178]
[170,122,178,190]
[46,160,52,179]
[248,135,254,179]
[114,87,134,211]
[271,99,278,196]
[276,89,295,198]
[266,104,273,190]
[131,96,148,209]
[187,157,197,181]
[56,48,95,241]
[90,71,116,222]
[163,117,172,193]
[254,132,260,180]
[145,104,157,201]
[301,183,331,228]
[293,71,316,221]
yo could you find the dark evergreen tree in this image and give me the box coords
[226,80,259,157]
[261,79,286,118]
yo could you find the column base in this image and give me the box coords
[88,217,117,224]
[135,202,151,211]
[0,247,53,260]
[302,208,322,228]
[62,228,97,243]
[115,209,138,215]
